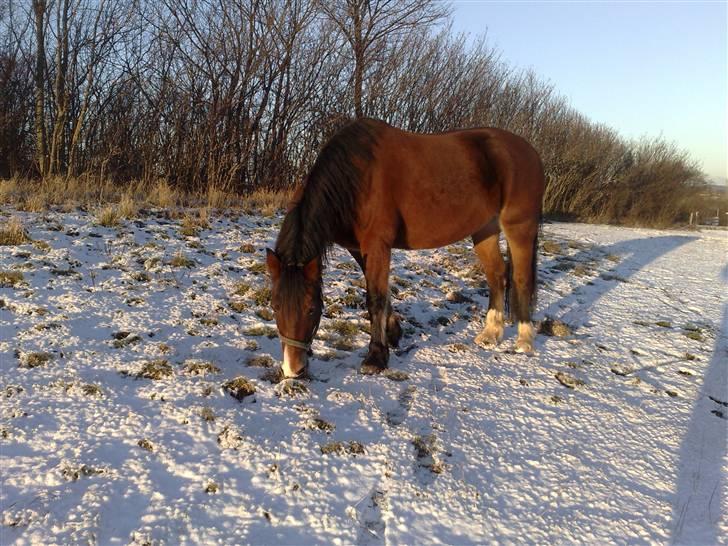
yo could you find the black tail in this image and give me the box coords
[505,242,513,322]
[504,226,540,323]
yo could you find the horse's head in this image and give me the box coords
[265,249,323,378]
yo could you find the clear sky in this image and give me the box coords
[449,0,727,182]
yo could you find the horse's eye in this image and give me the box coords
[308,307,316,315]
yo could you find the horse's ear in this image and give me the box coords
[266,248,281,282]
[302,256,320,283]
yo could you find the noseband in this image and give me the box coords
[278,332,313,352]
[278,324,318,379]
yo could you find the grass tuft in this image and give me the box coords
[20,352,53,369]
[96,205,120,227]
[133,359,173,380]
[170,251,194,268]
[184,360,221,375]
[223,376,256,401]
[0,271,25,288]
[0,218,31,246]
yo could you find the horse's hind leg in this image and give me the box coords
[472,231,506,347]
[348,248,402,348]
[356,244,393,374]
[502,221,539,353]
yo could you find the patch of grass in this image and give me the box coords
[229,300,248,313]
[251,286,271,306]
[255,308,274,321]
[412,434,436,459]
[248,262,267,275]
[170,251,194,268]
[684,331,704,342]
[33,239,51,252]
[275,379,309,397]
[81,384,102,397]
[323,303,343,318]
[62,464,106,481]
[134,359,173,380]
[340,288,364,308]
[0,271,24,287]
[655,321,672,328]
[223,376,256,401]
[137,438,154,452]
[244,325,277,338]
[541,240,563,254]
[240,243,255,253]
[0,218,31,246]
[150,180,177,209]
[246,355,275,368]
[554,371,584,389]
[328,319,359,338]
[199,317,219,327]
[180,211,210,237]
[205,481,219,494]
[383,369,410,382]
[232,281,251,297]
[538,317,572,337]
[199,407,216,422]
[240,188,290,216]
[184,360,221,375]
[96,205,120,227]
[683,352,697,361]
[260,367,284,384]
[331,337,356,351]
[112,333,142,350]
[320,441,365,456]
[606,254,621,263]
[308,418,335,433]
[20,352,53,369]
[119,192,138,219]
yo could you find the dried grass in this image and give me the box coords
[0,217,30,246]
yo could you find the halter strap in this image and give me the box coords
[278,332,312,351]
[278,322,319,352]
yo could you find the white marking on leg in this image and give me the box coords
[282,345,306,378]
[475,309,504,347]
[515,321,535,353]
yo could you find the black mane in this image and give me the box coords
[275,118,383,266]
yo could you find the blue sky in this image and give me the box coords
[449,0,727,182]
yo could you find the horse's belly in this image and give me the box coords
[396,203,494,250]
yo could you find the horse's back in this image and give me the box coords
[356,121,543,249]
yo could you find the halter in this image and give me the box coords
[278,322,319,354]
[278,324,318,379]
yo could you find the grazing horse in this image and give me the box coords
[266,118,544,378]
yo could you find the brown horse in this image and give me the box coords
[266,118,544,378]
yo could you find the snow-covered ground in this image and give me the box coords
[1,209,726,545]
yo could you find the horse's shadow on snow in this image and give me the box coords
[671,265,727,545]
[536,233,697,326]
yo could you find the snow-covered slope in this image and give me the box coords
[1,210,725,545]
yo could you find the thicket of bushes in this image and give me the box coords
[0,0,712,225]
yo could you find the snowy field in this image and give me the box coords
[1,209,726,545]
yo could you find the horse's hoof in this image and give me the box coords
[475,331,498,348]
[360,361,387,375]
[515,340,534,353]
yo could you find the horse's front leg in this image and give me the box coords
[360,245,392,374]
[348,248,402,349]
